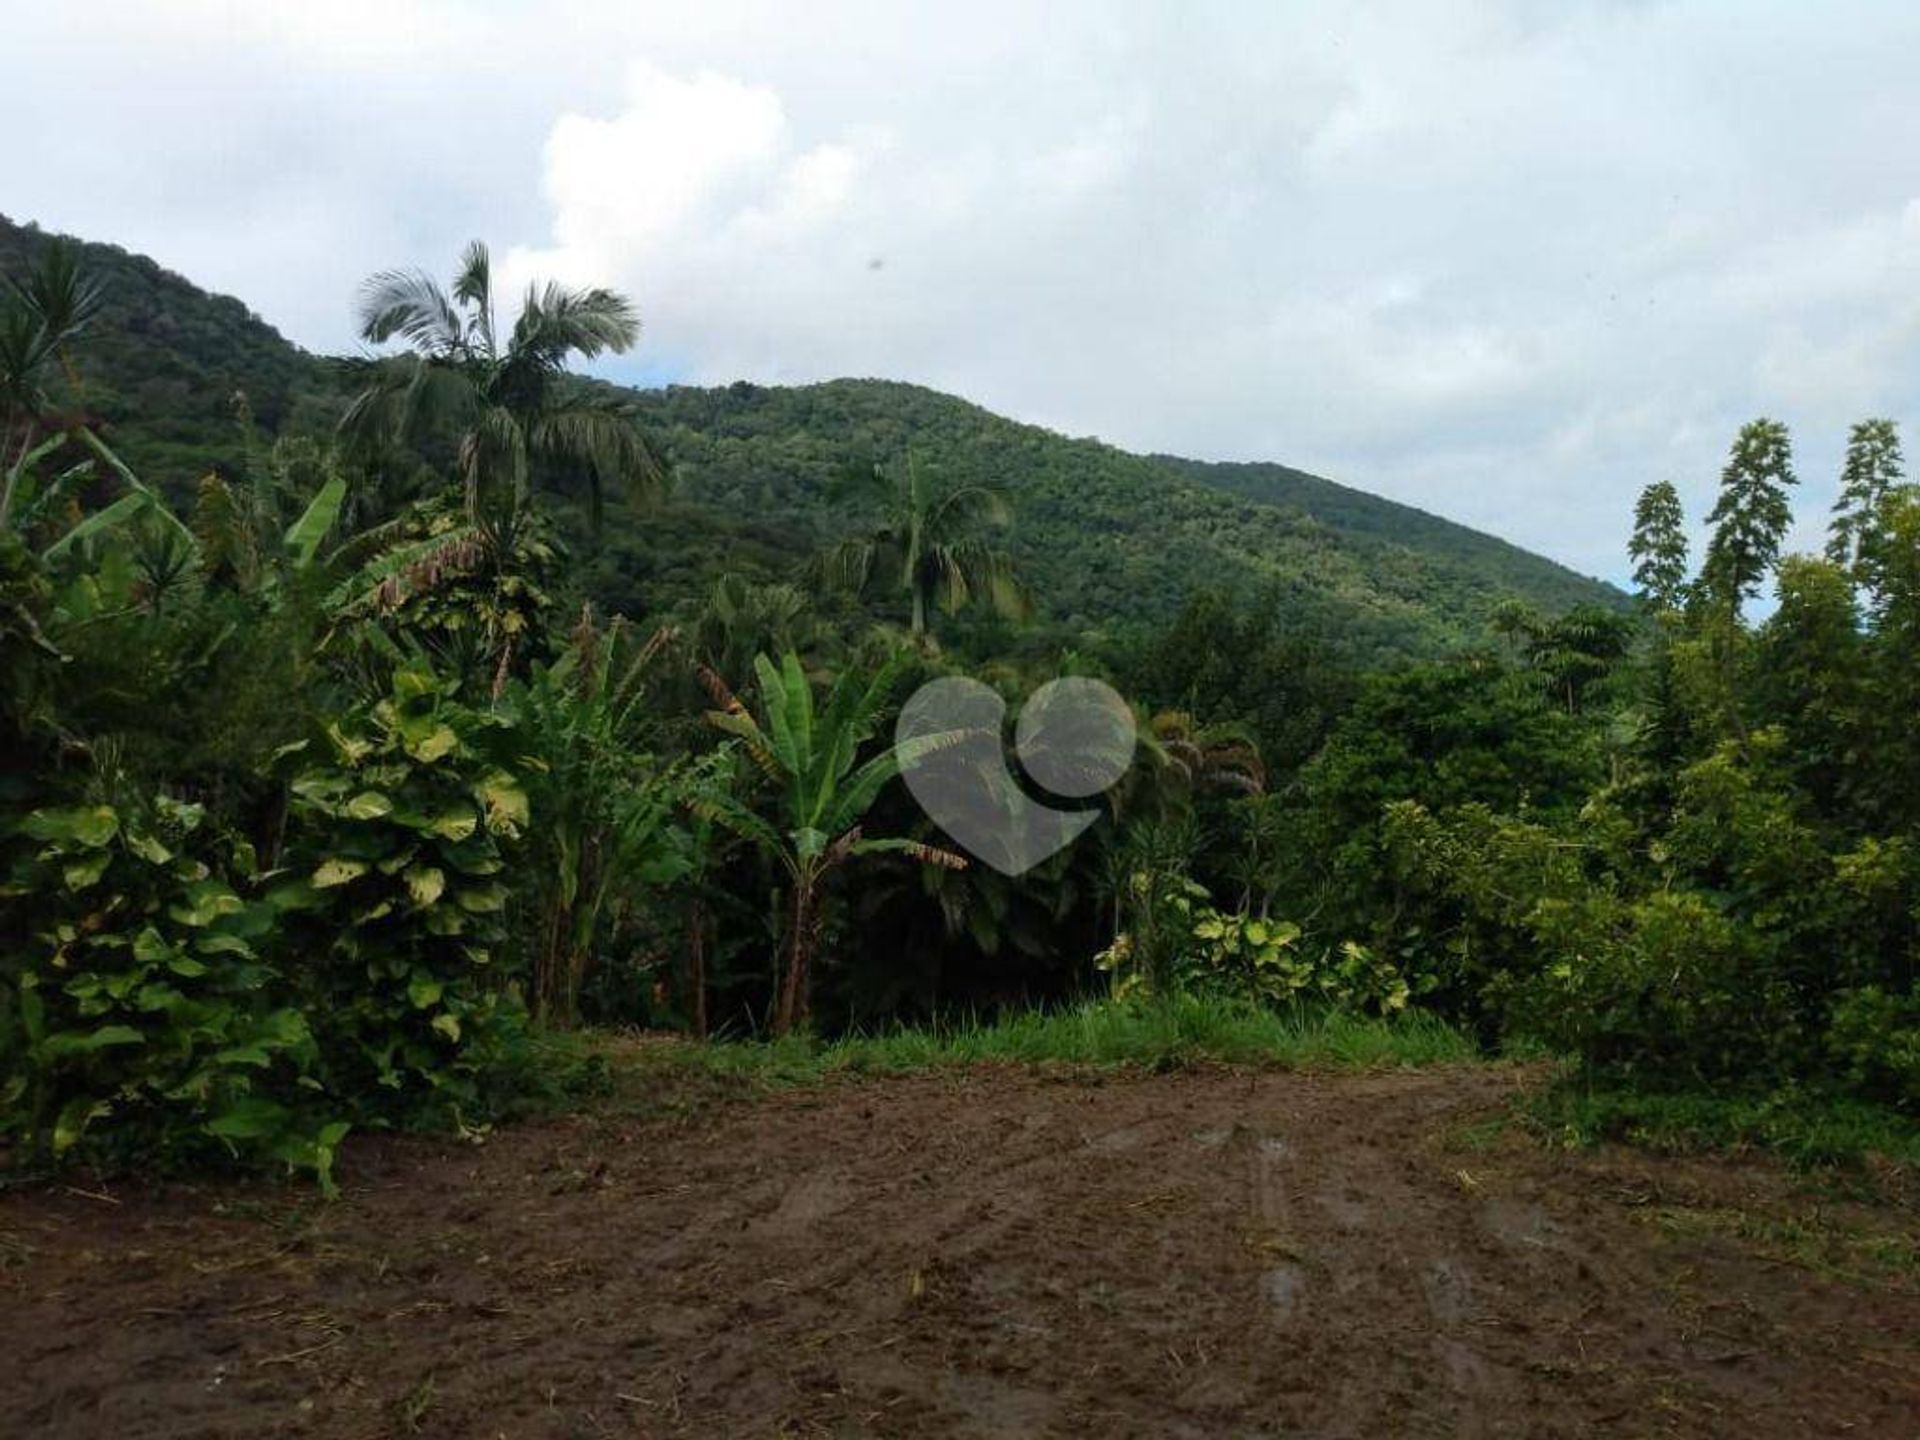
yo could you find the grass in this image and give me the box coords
[1647,1203,1920,1284]
[1524,1079,1920,1172]
[598,995,1479,1093]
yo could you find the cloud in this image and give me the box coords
[7,1,1920,582]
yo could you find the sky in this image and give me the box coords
[7,1,1920,583]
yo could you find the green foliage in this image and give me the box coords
[1178,906,1407,1014]
[276,657,528,1120]
[1122,588,1354,777]
[821,453,1029,637]
[340,240,663,550]
[0,217,324,496]
[1628,480,1689,609]
[1826,987,1920,1110]
[1702,418,1797,611]
[1827,418,1904,582]
[626,996,1476,1085]
[699,649,966,1034]
[503,611,700,1023]
[1,791,344,1183]
[1526,1080,1920,1171]
[11,215,1920,1190]
[0,217,1625,667]
[329,494,560,675]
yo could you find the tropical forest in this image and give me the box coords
[4,117,1920,1436]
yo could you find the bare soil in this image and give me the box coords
[3,1062,1917,1438]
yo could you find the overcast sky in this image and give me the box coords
[9,1,1920,582]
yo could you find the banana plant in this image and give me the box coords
[33,427,348,590]
[503,611,695,1024]
[699,650,966,1036]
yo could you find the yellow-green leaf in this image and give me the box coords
[407,724,459,763]
[405,865,446,907]
[475,772,529,837]
[345,791,393,820]
[62,852,111,891]
[313,857,369,889]
[456,883,507,914]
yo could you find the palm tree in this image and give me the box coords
[698,651,965,1035]
[340,241,664,550]
[695,572,813,691]
[822,454,1030,638]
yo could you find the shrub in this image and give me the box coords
[0,792,345,1182]
[1827,987,1920,1109]
[274,656,531,1124]
[1098,883,1409,1015]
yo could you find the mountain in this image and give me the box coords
[0,215,330,483]
[1158,456,1611,616]
[1,215,1621,659]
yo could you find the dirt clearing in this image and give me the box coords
[3,1063,1917,1438]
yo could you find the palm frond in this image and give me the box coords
[527,403,667,520]
[926,483,1012,535]
[283,472,349,571]
[451,240,495,357]
[338,355,480,450]
[512,282,639,366]
[357,269,466,355]
[948,539,1031,620]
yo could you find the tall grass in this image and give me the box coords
[1526,1081,1920,1170]
[622,996,1477,1089]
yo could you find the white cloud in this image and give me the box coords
[7,1,1920,582]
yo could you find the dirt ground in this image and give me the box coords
[3,1062,1917,1439]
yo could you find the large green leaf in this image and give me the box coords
[23,805,120,848]
[41,1024,144,1057]
[39,492,152,561]
[207,1096,290,1140]
[283,472,348,570]
[475,771,528,837]
[313,857,370,888]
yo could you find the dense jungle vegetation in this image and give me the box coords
[2,219,1916,1186]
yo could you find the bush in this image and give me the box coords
[1098,882,1410,1015]
[0,792,345,1183]
[273,656,531,1124]
[1827,987,1920,1110]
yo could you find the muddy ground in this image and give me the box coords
[3,1062,1917,1438]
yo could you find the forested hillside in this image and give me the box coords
[0,217,329,482]
[1162,454,1609,614]
[0,215,1617,662]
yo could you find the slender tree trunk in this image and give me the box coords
[689,897,709,1042]
[774,874,815,1037]
[910,585,927,637]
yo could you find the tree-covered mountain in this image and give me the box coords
[0,215,331,483]
[0,214,1620,660]
[1160,455,1611,615]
